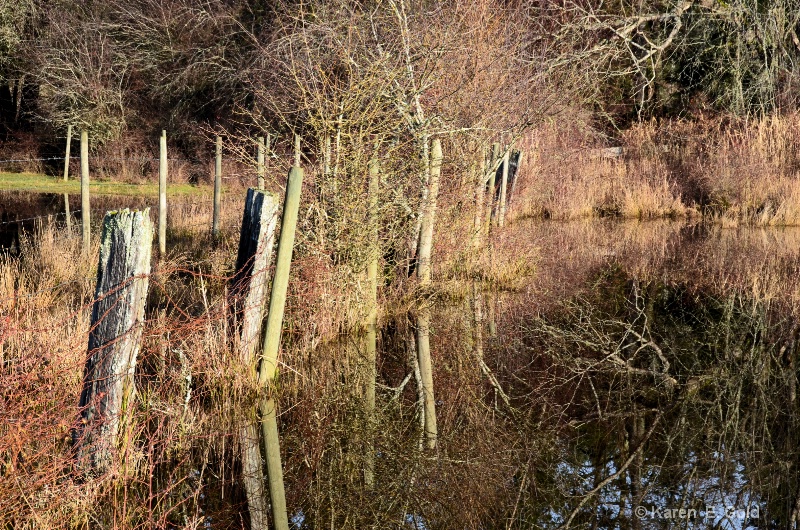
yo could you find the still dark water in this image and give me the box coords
[4,189,800,528]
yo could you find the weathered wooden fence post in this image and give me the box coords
[64,194,71,232]
[81,129,90,250]
[364,156,379,487]
[498,147,510,227]
[484,142,499,236]
[257,164,303,530]
[257,136,266,190]
[213,135,222,238]
[159,130,168,254]
[231,188,280,530]
[508,149,523,211]
[416,138,442,450]
[409,136,430,276]
[293,134,301,167]
[63,124,72,181]
[74,208,153,473]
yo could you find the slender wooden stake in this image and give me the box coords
[80,129,90,250]
[63,124,72,181]
[257,166,303,530]
[257,136,265,190]
[484,142,499,236]
[74,209,153,473]
[231,189,280,530]
[159,130,168,254]
[364,157,379,487]
[498,148,510,227]
[294,134,301,167]
[213,135,222,238]
[416,138,442,450]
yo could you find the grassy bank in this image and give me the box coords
[0,172,214,197]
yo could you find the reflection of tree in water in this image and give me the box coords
[519,265,799,528]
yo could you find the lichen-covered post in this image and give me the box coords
[159,130,168,254]
[231,189,279,530]
[80,129,90,250]
[74,209,153,473]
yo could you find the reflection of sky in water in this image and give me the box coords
[547,450,760,528]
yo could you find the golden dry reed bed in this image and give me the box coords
[513,112,800,226]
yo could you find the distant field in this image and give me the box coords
[0,172,213,197]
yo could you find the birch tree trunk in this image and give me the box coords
[74,209,153,473]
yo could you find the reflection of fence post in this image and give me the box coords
[213,135,222,238]
[232,188,279,530]
[159,130,168,254]
[74,208,153,473]
[257,136,265,190]
[63,124,72,181]
[81,129,90,250]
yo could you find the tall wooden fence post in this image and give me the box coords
[484,142,499,236]
[213,135,222,238]
[74,208,153,473]
[416,138,442,450]
[364,156,379,487]
[257,136,265,190]
[159,130,168,254]
[81,129,90,250]
[63,124,72,181]
[258,165,303,530]
[231,189,280,530]
[498,148,510,227]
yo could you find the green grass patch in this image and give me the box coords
[0,172,214,197]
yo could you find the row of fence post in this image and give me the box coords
[63,130,275,254]
[74,157,302,530]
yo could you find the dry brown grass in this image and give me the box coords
[511,112,800,226]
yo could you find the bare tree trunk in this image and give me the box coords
[416,138,442,450]
[74,209,153,473]
[231,189,280,530]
